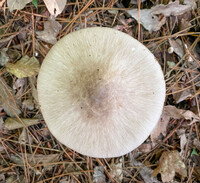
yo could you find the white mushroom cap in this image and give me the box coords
[37,27,165,158]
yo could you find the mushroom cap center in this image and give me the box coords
[70,66,121,122]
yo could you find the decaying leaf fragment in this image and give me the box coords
[93,166,106,183]
[36,18,62,44]
[43,0,67,17]
[4,118,39,130]
[168,38,184,58]
[0,77,21,117]
[130,159,161,183]
[173,88,193,104]
[152,0,196,17]
[7,0,32,11]
[163,105,200,123]
[11,153,60,172]
[151,105,200,143]
[110,160,123,182]
[127,0,197,33]
[6,55,40,78]
[127,9,166,33]
[0,48,9,66]
[152,150,187,182]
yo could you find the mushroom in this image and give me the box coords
[37,27,165,158]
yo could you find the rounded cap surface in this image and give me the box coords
[37,27,165,158]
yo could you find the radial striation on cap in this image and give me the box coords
[37,27,166,158]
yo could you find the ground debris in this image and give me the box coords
[151,105,199,143]
[109,159,123,182]
[127,0,197,32]
[0,48,9,66]
[4,117,39,130]
[36,17,62,44]
[152,150,187,182]
[93,166,106,183]
[6,55,40,78]
[0,77,21,117]
[11,153,60,172]
[129,155,161,183]
[7,0,32,11]
[43,0,67,17]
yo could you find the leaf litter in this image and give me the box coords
[6,55,40,78]
[127,0,197,32]
[152,150,187,182]
[4,117,39,130]
[0,77,21,117]
[0,0,200,182]
[151,105,200,143]
[36,17,62,44]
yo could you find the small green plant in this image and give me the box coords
[32,0,38,8]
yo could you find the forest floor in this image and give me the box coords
[0,0,200,182]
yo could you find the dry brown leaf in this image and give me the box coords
[152,0,196,17]
[180,133,187,156]
[130,159,161,183]
[22,99,34,110]
[127,0,196,33]
[168,38,184,58]
[173,88,193,104]
[138,143,152,153]
[151,105,200,143]
[43,0,67,17]
[0,77,21,117]
[0,48,9,66]
[18,128,28,144]
[164,105,200,123]
[7,0,32,11]
[151,111,170,143]
[6,55,40,78]
[36,18,62,44]
[29,77,39,106]
[4,118,39,130]
[11,153,60,171]
[179,18,192,32]
[127,9,166,33]
[152,150,187,182]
